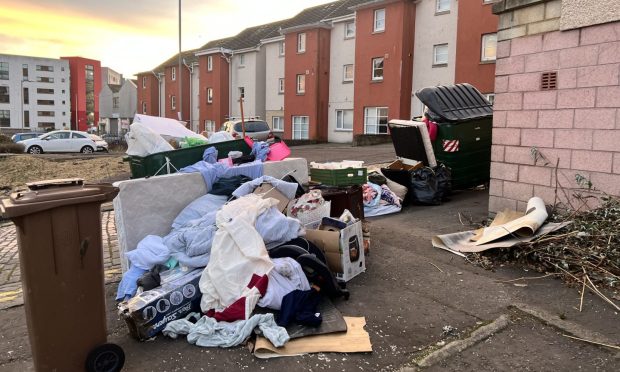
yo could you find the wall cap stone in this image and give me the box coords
[493,0,551,15]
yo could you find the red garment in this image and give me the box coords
[422,116,438,141]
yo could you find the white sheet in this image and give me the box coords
[133,114,207,140]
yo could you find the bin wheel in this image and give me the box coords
[85,343,125,372]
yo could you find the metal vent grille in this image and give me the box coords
[541,72,557,90]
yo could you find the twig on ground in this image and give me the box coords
[579,274,586,312]
[497,273,558,283]
[562,334,620,351]
[428,262,444,273]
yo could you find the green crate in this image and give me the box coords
[310,167,367,186]
[125,139,251,179]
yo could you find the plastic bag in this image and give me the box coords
[125,122,174,156]
[409,164,452,205]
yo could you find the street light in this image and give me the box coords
[20,79,33,129]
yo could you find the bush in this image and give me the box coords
[0,142,25,153]
[0,134,12,144]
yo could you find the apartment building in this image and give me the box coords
[137,0,497,143]
[0,54,71,131]
[99,67,137,135]
[61,57,102,132]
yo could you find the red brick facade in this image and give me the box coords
[163,65,191,121]
[198,53,230,133]
[136,73,160,117]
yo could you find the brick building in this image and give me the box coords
[490,0,620,213]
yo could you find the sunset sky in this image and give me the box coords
[2,0,331,78]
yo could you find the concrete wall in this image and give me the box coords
[328,19,355,143]
[411,0,458,117]
[99,84,113,118]
[490,1,620,212]
[561,0,620,30]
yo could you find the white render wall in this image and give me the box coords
[0,54,70,130]
[264,40,285,113]
[327,20,355,143]
[190,64,200,132]
[231,51,266,120]
[410,0,458,118]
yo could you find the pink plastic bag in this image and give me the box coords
[423,116,438,141]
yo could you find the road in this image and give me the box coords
[0,143,618,371]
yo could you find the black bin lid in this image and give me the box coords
[415,83,493,122]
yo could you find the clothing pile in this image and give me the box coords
[361,170,405,217]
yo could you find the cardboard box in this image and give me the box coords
[118,269,202,341]
[253,183,292,212]
[386,158,423,172]
[305,220,365,282]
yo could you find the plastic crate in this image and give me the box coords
[125,139,251,179]
[310,167,367,186]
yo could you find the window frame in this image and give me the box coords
[278,78,285,94]
[239,54,245,67]
[297,33,306,53]
[142,76,146,88]
[433,43,449,66]
[335,109,353,131]
[238,87,245,99]
[207,87,213,103]
[343,64,354,82]
[292,115,309,140]
[207,55,213,71]
[279,41,285,56]
[142,102,147,114]
[272,116,284,132]
[371,58,384,81]
[0,62,8,81]
[296,74,306,94]
[171,95,176,110]
[0,109,9,127]
[171,66,176,81]
[344,21,355,39]
[481,33,498,62]
[374,8,385,32]
[0,86,9,104]
[364,107,389,135]
[435,0,451,14]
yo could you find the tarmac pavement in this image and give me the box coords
[0,143,618,371]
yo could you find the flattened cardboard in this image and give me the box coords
[253,183,291,212]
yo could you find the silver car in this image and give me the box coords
[219,120,274,141]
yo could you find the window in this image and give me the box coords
[24,110,29,127]
[481,33,498,62]
[297,33,306,53]
[36,65,54,72]
[62,100,65,104]
[485,93,495,105]
[23,87,28,104]
[207,88,213,103]
[238,87,245,99]
[37,76,54,83]
[364,107,388,134]
[171,67,176,81]
[37,99,54,105]
[336,110,353,131]
[374,9,385,32]
[72,132,87,139]
[345,21,355,38]
[0,86,8,103]
[207,56,213,71]
[296,74,305,94]
[279,41,285,56]
[292,116,309,139]
[436,0,450,13]
[62,89,65,94]
[171,95,176,110]
[278,78,285,94]
[0,110,9,127]
[205,120,216,132]
[433,44,448,65]
[112,97,120,108]
[371,58,384,81]
[239,54,245,66]
[343,64,354,82]
[61,78,65,83]
[272,116,284,132]
[142,102,147,114]
[22,64,28,78]
[142,76,147,88]
[0,62,8,80]
[37,88,54,94]
[38,111,55,117]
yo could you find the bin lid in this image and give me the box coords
[414,83,493,122]
[0,178,119,219]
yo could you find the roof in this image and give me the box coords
[281,0,344,30]
[155,48,200,71]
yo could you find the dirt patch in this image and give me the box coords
[0,154,129,193]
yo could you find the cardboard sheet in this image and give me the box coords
[253,317,372,358]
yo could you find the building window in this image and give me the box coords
[171,95,176,110]
[205,120,216,132]
[24,110,29,127]
[142,76,147,88]
[485,93,495,105]
[36,65,54,72]
[239,54,245,67]
[371,58,384,81]
[436,0,450,13]
[292,116,309,139]
[37,88,54,94]
[297,33,306,53]
[62,89,65,94]
[207,88,213,103]
[343,64,354,82]
[38,111,55,117]
[272,116,284,132]
[22,64,28,78]
[0,86,9,103]
[433,44,449,66]
[37,99,54,105]
[374,9,385,32]
[238,87,245,99]
[0,62,8,80]
[37,76,54,83]
[296,74,305,94]
[364,107,388,134]
[142,102,147,114]
[112,97,119,108]
[85,65,95,125]
[336,109,353,131]
[481,33,498,62]
[345,21,355,38]
[0,110,9,127]
[207,56,213,71]
[279,41,285,56]
[278,78,285,94]
[23,87,28,104]
[171,67,176,81]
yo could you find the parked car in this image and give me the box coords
[21,130,98,154]
[11,132,42,142]
[89,134,109,152]
[219,119,273,141]
[101,134,124,145]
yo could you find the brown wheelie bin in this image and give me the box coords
[0,179,124,372]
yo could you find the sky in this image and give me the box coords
[1,0,332,78]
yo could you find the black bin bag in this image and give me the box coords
[410,164,452,206]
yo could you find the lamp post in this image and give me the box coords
[20,79,33,129]
[177,0,183,122]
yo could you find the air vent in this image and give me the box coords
[541,71,557,90]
